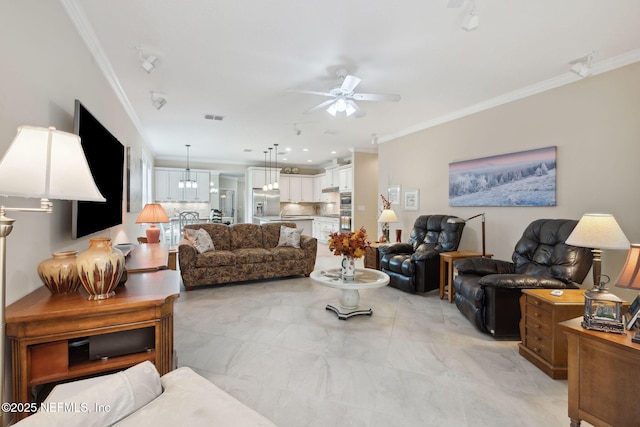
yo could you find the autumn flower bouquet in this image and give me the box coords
[328,227,370,259]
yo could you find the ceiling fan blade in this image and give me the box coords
[341,75,361,93]
[347,99,365,119]
[447,0,465,8]
[304,99,337,114]
[352,93,401,102]
[286,89,334,98]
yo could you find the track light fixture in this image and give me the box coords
[151,92,167,110]
[137,48,159,73]
[569,51,596,78]
[462,2,479,31]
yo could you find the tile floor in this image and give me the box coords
[174,244,584,427]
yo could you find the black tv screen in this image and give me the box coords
[72,100,124,239]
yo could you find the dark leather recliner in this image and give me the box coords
[379,215,465,293]
[453,218,593,339]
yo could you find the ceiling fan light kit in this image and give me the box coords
[290,69,400,118]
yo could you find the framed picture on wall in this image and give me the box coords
[126,147,143,213]
[448,146,557,207]
[404,189,419,211]
[388,185,401,205]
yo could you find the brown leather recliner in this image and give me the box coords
[378,215,465,293]
[453,218,593,339]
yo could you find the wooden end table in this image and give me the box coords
[364,242,384,270]
[439,250,492,303]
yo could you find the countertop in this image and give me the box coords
[254,215,338,222]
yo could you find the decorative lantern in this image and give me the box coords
[581,275,625,334]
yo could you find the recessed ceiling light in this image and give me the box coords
[331,150,337,154]
[243,149,252,152]
[303,148,309,152]
[282,157,288,161]
[307,160,312,163]
[286,147,292,152]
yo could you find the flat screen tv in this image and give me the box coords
[72,100,124,239]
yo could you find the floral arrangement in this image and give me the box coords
[328,227,370,259]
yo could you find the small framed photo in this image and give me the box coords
[404,189,419,211]
[387,185,401,205]
[624,294,640,330]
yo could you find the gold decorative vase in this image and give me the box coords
[37,250,81,294]
[77,238,125,300]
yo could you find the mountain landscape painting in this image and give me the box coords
[449,146,557,207]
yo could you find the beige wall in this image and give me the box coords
[379,62,640,300]
[0,2,153,304]
[353,151,379,240]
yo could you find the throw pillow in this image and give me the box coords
[277,226,302,248]
[185,228,215,253]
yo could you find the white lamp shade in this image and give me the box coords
[565,213,630,250]
[378,209,399,223]
[0,126,105,201]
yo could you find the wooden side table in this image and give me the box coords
[518,289,585,379]
[439,250,492,303]
[364,242,384,270]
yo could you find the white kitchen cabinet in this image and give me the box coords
[280,174,313,202]
[155,169,184,201]
[184,171,210,202]
[279,175,290,200]
[325,167,340,188]
[155,169,210,202]
[313,217,339,243]
[339,166,352,191]
[313,174,325,202]
[248,167,279,190]
[300,176,313,202]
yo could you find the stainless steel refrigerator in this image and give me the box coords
[252,189,280,217]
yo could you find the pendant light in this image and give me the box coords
[178,144,197,189]
[263,151,268,191]
[273,143,279,189]
[267,147,273,190]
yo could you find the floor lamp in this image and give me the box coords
[0,126,104,423]
[448,213,486,257]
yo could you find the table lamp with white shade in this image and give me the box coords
[377,209,398,243]
[0,125,105,424]
[565,213,630,333]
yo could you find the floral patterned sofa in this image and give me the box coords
[178,222,317,290]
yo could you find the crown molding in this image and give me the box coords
[60,0,148,149]
[381,49,640,144]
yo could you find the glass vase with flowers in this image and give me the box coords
[328,227,370,281]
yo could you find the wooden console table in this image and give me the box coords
[6,270,180,420]
[125,243,170,273]
[560,317,640,427]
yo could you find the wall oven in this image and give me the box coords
[340,192,352,232]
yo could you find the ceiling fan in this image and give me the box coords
[288,68,401,118]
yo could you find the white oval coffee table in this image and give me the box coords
[310,268,390,320]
